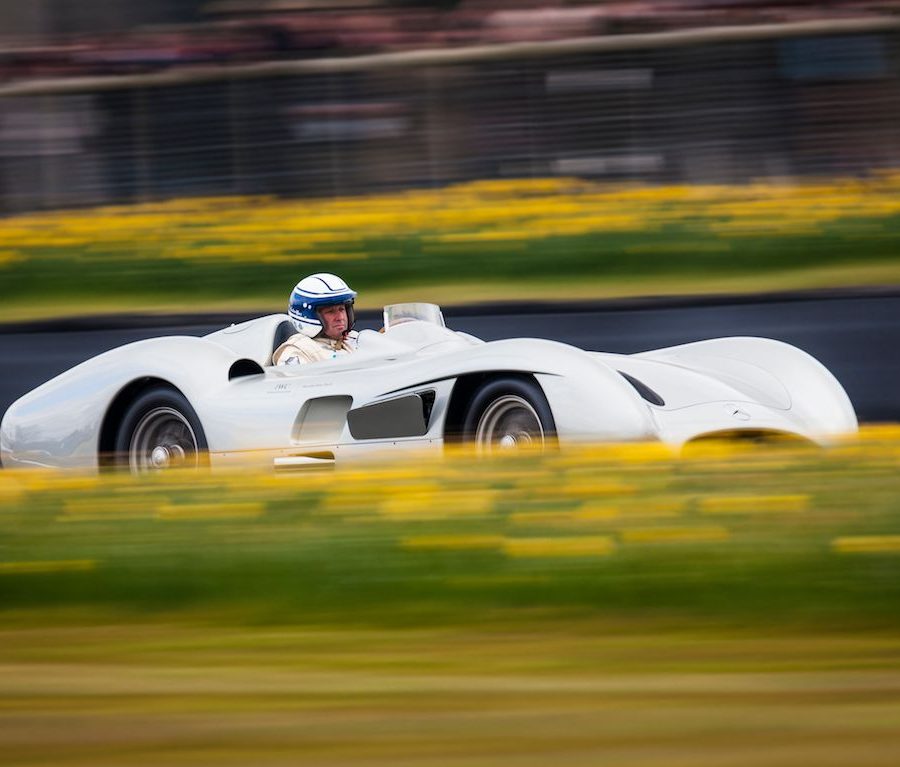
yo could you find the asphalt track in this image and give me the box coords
[1,289,897,424]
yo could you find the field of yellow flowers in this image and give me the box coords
[2,433,900,766]
[2,173,899,320]
[2,429,899,626]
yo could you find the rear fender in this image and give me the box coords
[1,336,258,469]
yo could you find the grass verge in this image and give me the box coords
[1,430,899,628]
[2,433,900,765]
[1,175,899,321]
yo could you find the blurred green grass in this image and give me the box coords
[2,176,899,320]
[1,434,899,629]
[3,436,900,765]
[4,223,899,317]
[2,623,899,766]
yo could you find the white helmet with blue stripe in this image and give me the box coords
[288,273,357,338]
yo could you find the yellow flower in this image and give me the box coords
[503,536,615,558]
[832,536,900,554]
[0,173,897,267]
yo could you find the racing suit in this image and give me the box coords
[273,332,358,365]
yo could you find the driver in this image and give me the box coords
[273,273,359,365]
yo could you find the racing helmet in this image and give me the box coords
[288,273,357,338]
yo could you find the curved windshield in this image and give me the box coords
[383,303,445,331]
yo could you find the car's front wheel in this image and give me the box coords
[462,377,556,454]
[113,386,208,472]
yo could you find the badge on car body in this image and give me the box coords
[726,403,751,421]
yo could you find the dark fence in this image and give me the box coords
[1,18,898,213]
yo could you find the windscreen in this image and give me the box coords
[383,303,445,331]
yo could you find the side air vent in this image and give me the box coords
[348,391,435,440]
[229,359,265,380]
[618,371,665,406]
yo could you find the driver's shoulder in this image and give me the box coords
[280,332,320,350]
[273,333,323,364]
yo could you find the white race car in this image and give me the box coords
[0,303,857,472]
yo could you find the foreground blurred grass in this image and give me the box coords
[2,173,900,320]
[2,428,899,628]
[3,431,900,766]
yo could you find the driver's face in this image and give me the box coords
[319,303,348,340]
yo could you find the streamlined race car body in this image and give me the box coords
[0,303,858,472]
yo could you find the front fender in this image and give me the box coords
[638,337,858,441]
[437,338,659,443]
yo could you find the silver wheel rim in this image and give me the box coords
[129,406,199,473]
[475,395,544,454]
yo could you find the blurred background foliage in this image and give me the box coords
[1,1,899,318]
[2,174,900,318]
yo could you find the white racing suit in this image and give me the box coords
[273,331,358,366]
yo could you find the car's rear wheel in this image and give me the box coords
[113,386,208,472]
[462,377,556,454]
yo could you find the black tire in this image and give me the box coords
[113,385,209,472]
[461,377,556,453]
